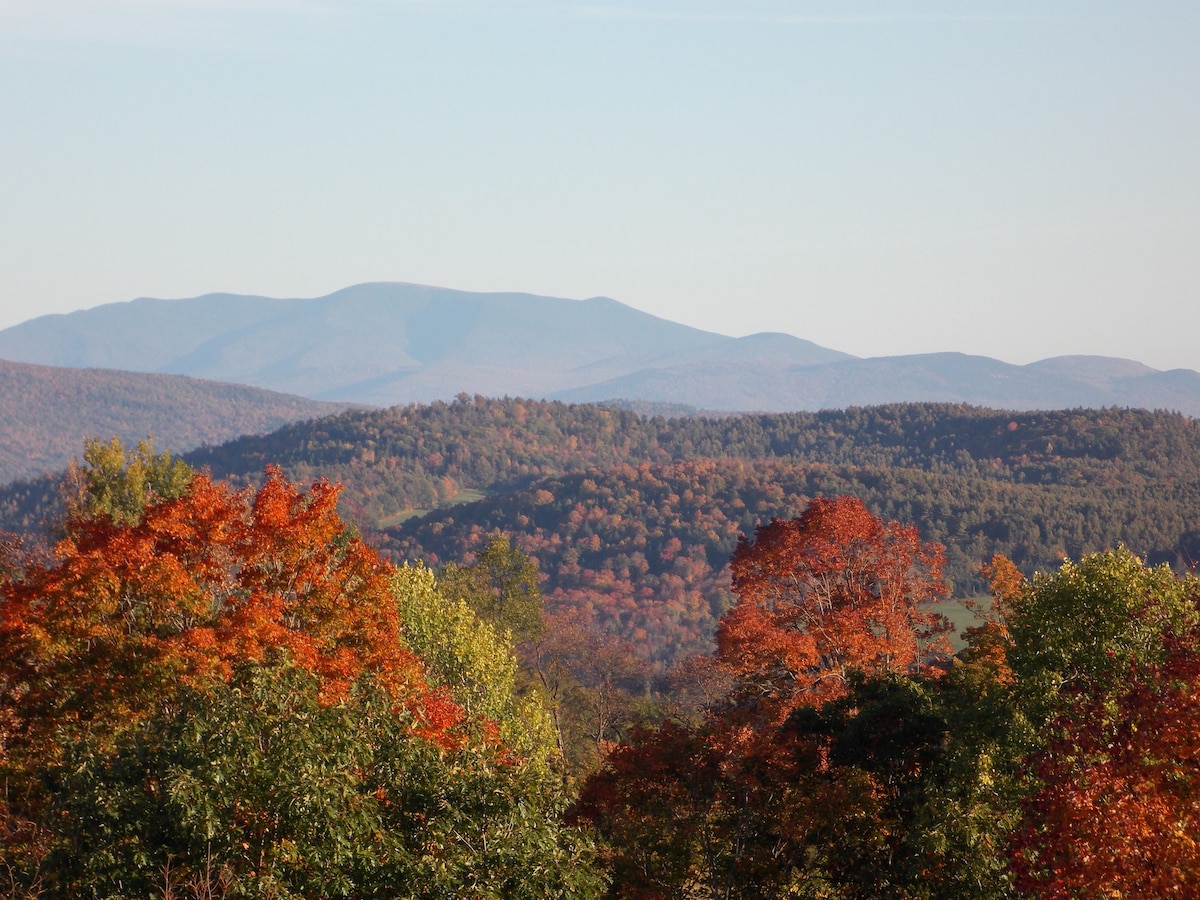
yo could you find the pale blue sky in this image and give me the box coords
[2,1,1197,370]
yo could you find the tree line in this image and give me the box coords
[0,358,345,484]
[142,397,1200,592]
[382,456,1200,665]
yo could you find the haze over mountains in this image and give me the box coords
[3,282,1200,415]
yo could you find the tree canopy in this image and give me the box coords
[721,495,950,718]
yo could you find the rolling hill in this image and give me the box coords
[0,359,353,483]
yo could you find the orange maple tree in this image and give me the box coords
[0,465,466,777]
[0,459,609,897]
[718,495,949,720]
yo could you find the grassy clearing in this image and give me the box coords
[376,489,489,529]
[928,595,992,652]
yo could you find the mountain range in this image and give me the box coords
[2,282,1199,415]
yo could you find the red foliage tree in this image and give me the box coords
[572,498,953,896]
[1012,622,1200,898]
[718,496,949,721]
[569,721,723,896]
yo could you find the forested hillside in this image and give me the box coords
[183,396,1200,512]
[0,358,351,483]
[380,457,1200,663]
[5,396,1199,663]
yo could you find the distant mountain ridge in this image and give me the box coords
[0,359,352,483]
[556,352,1200,415]
[2,282,1198,414]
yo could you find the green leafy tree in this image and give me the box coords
[1005,545,1200,727]
[64,436,194,524]
[391,563,558,767]
[1000,547,1200,896]
[438,535,545,643]
[51,661,602,899]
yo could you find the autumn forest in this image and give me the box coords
[2,398,1199,897]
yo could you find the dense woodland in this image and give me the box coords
[184,397,1200,602]
[2,438,1198,897]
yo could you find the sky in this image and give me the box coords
[1,1,1198,370]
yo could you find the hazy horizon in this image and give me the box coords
[2,1,1197,370]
